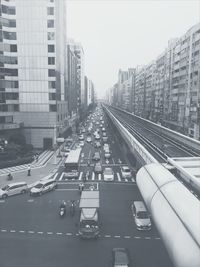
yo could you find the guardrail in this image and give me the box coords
[104,106,158,165]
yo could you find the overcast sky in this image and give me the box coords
[67,0,200,98]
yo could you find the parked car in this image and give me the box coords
[103,167,114,181]
[79,141,84,147]
[132,201,152,231]
[94,162,102,174]
[102,127,106,132]
[93,152,101,161]
[78,134,84,141]
[102,136,108,142]
[95,134,101,140]
[0,182,28,199]
[30,179,57,196]
[121,166,132,179]
[111,248,131,267]
[103,143,109,151]
[102,132,107,137]
[64,148,71,157]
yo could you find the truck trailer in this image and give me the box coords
[78,190,100,239]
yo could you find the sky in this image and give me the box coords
[67,0,200,98]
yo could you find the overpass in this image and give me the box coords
[102,104,200,267]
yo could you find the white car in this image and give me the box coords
[78,134,84,141]
[30,179,57,196]
[121,166,132,179]
[95,134,100,140]
[103,144,109,151]
[0,182,28,199]
[103,167,114,181]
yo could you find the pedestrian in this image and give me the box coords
[27,165,31,176]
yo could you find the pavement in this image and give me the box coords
[0,153,62,188]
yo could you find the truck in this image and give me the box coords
[78,190,100,239]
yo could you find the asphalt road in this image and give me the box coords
[0,108,174,267]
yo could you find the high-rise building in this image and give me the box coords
[0,0,68,148]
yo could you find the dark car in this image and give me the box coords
[93,152,100,161]
[111,248,131,267]
[94,162,102,173]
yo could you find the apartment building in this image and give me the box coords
[0,0,68,148]
[108,23,200,140]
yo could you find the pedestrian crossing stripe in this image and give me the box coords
[92,172,95,180]
[59,172,65,181]
[98,174,101,180]
[117,172,121,182]
[78,172,83,180]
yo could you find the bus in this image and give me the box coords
[64,148,82,179]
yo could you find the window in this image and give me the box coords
[0,80,18,88]
[48,45,55,53]
[47,7,54,15]
[48,57,55,65]
[0,68,18,76]
[49,104,57,112]
[48,81,56,89]
[10,45,17,52]
[48,69,55,77]
[0,55,17,64]
[2,5,16,15]
[49,93,56,100]
[47,20,54,28]
[3,31,16,40]
[47,32,55,40]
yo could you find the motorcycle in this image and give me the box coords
[70,201,75,217]
[59,205,66,217]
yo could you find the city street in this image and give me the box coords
[0,110,173,267]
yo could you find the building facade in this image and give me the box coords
[0,0,68,148]
[108,23,200,140]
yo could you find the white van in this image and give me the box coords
[30,179,57,196]
[132,201,151,230]
[0,182,28,199]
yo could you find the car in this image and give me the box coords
[86,136,92,143]
[102,136,108,142]
[104,152,111,159]
[132,201,152,230]
[0,182,28,199]
[103,167,114,181]
[78,134,84,141]
[94,162,102,173]
[103,143,109,150]
[95,134,100,140]
[81,128,86,133]
[102,132,107,137]
[95,141,101,148]
[102,127,106,132]
[64,148,71,157]
[93,152,101,161]
[121,166,132,179]
[79,141,84,147]
[30,179,57,196]
[111,248,131,267]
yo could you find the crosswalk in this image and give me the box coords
[58,171,135,183]
[0,150,54,176]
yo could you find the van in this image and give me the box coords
[0,182,28,199]
[30,179,57,196]
[132,201,151,230]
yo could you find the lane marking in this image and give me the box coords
[125,178,128,182]
[155,237,161,240]
[66,233,72,236]
[134,236,141,239]
[28,199,34,202]
[56,232,63,235]
[79,172,83,181]
[124,236,131,239]
[92,172,95,180]
[1,229,7,232]
[0,200,5,203]
[131,178,135,183]
[47,232,53,235]
[117,172,121,182]
[114,235,121,238]
[37,231,43,234]
[10,230,16,233]
[56,189,77,191]
[112,159,115,164]
[145,237,151,239]
[98,174,101,180]
[59,172,65,181]
[104,235,111,238]
[19,230,25,233]
[28,231,34,234]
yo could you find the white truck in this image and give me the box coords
[78,190,100,239]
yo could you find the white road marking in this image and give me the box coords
[124,236,131,239]
[145,237,151,239]
[134,236,141,239]
[131,178,135,183]
[112,158,115,164]
[98,174,101,180]
[114,235,121,238]
[75,233,79,236]
[0,200,5,203]
[155,237,161,240]
[28,199,34,202]
[28,231,34,234]
[105,235,111,238]
[92,172,95,180]
[79,172,83,180]
[47,232,53,235]
[66,233,72,236]
[10,230,16,233]
[56,189,77,191]
[1,229,7,232]
[37,232,43,234]
[117,172,121,182]
[19,230,25,233]
[59,172,65,181]
[56,232,62,235]
[125,178,128,182]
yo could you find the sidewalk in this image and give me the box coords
[0,154,61,188]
